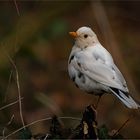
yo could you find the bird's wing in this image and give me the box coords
[73,51,128,92]
[112,64,129,92]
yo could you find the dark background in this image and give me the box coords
[0,1,140,138]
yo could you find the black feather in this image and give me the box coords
[78,72,86,83]
[72,75,76,82]
[69,55,74,64]
[110,87,129,98]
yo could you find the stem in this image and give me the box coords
[0,97,23,111]
[7,55,25,130]
[13,0,20,17]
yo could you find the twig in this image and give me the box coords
[43,134,49,140]
[13,0,21,54]
[2,114,15,139]
[4,70,13,102]
[113,115,134,136]
[13,0,20,17]
[0,97,23,111]
[95,94,103,109]
[7,55,25,130]
[5,116,81,139]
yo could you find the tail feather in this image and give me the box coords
[110,87,140,109]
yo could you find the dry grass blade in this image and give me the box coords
[4,70,13,102]
[43,134,49,140]
[7,54,25,130]
[2,114,15,139]
[13,0,20,17]
[113,115,134,136]
[0,97,23,111]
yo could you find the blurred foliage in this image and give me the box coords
[0,0,140,139]
[98,124,109,139]
[98,125,123,139]
[32,106,124,139]
[19,128,32,139]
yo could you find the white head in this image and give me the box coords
[69,26,99,48]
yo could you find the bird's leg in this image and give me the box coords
[95,94,103,109]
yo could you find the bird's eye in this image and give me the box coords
[84,34,88,38]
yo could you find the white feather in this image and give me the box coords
[68,26,139,109]
[110,88,139,109]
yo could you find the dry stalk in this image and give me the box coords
[13,0,20,17]
[43,134,49,140]
[4,70,13,102]
[0,97,23,111]
[2,114,15,139]
[7,55,25,130]
[113,115,134,136]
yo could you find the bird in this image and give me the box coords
[68,26,140,109]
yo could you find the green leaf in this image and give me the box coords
[98,124,109,139]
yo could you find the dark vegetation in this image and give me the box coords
[19,105,124,139]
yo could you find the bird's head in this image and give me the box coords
[69,26,99,48]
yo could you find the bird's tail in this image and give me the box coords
[110,87,140,109]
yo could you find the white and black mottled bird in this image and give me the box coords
[68,26,139,109]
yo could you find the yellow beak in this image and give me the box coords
[69,32,78,38]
